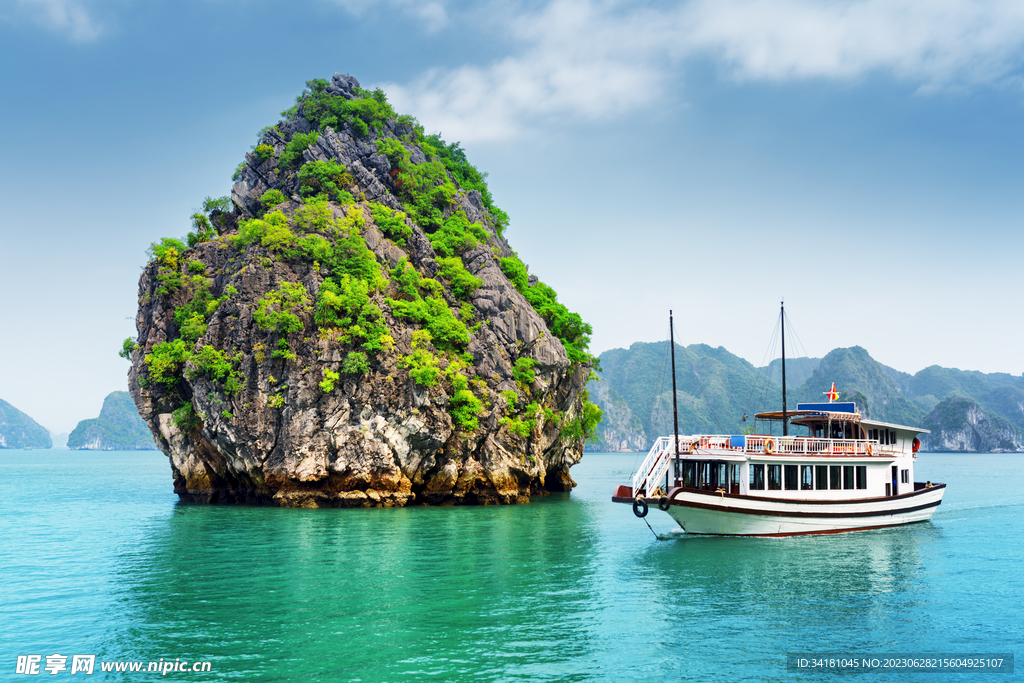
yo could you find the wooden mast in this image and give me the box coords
[781,301,788,437]
[670,310,680,486]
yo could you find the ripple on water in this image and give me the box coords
[1,451,1021,681]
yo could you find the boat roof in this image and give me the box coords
[859,418,930,434]
[754,409,862,421]
[753,409,930,434]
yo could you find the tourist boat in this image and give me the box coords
[611,306,946,536]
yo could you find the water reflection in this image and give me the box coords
[115,496,605,681]
[586,523,943,680]
[4,451,1023,682]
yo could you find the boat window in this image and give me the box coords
[891,431,898,446]
[717,463,727,489]
[801,465,813,490]
[750,464,765,490]
[829,465,842,490]
[784,465,798,490]
[698,462,711,489]
[843,465,854,490]
[815,465,828,490]
[767,464,782,490]
[682,462,696,488]
[901,469,909,484]
[730,464,740,494]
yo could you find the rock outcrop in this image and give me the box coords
[68,391,157,450]
[920,396,1023,453]
[128,73,598,506]
[0,399,52,449]
[586,380,646,452]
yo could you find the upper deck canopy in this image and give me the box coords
[754,402,929,434]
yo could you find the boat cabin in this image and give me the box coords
[635,402,929,501]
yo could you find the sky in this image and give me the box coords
[1,0,1022,433]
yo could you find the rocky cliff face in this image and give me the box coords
[920,396,1023,453]
[586,380,646,452]
[128,74,597,506]
[68,391,157,450]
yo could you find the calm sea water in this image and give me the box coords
[1,450,1021,682]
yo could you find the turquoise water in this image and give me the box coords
[1,450,1021,681]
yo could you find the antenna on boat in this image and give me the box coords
[670,310,680,487]
[781,300,788,437]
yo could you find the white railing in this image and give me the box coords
[632,437,682,496]
[743,435,875,456]
[632,434,887,495]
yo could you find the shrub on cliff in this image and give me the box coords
[130,73,602,507]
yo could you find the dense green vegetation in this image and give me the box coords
[590,339,1024,451]
[500,256,594,366]
[139,76,599,441]
[591,341,789,447]
[298,160,354,203]
[282,80,406,138]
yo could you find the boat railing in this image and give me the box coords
[632,436,683,495]
[634,433,889,492]
[744,435,875,456]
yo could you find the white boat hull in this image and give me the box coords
[632,484,945,536]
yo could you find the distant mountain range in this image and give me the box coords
[68,391,157,451]
[587,343,1024,453]
[1,391,158,452]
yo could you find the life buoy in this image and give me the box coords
[913,437,921,454]
[633,497,649,518]
[658,496,671,511]
[764,438,775,454]
[866,443,873,456]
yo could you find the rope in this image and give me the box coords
[743,314,781,422]
[756,324,780,417]
[630,330,671,481]
[680,342,725,434]
[646,334,671,441]
[643,515,661,539]
[784,310,828,399]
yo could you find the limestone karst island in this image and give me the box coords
[126,74,602,507]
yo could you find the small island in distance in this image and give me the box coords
[68,391,158,451]
[0,399,52,449]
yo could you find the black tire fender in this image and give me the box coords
[632,497,649,518]
[658,496,671,511]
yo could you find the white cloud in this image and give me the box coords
[381,0,668,142]
[322,0,448,32]
[13,0,103,41]
[682,0,1024,87]
[381,0,1024,142]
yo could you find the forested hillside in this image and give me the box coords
[588,343,1024,453]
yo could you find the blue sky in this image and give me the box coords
[1,0,1022,433]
